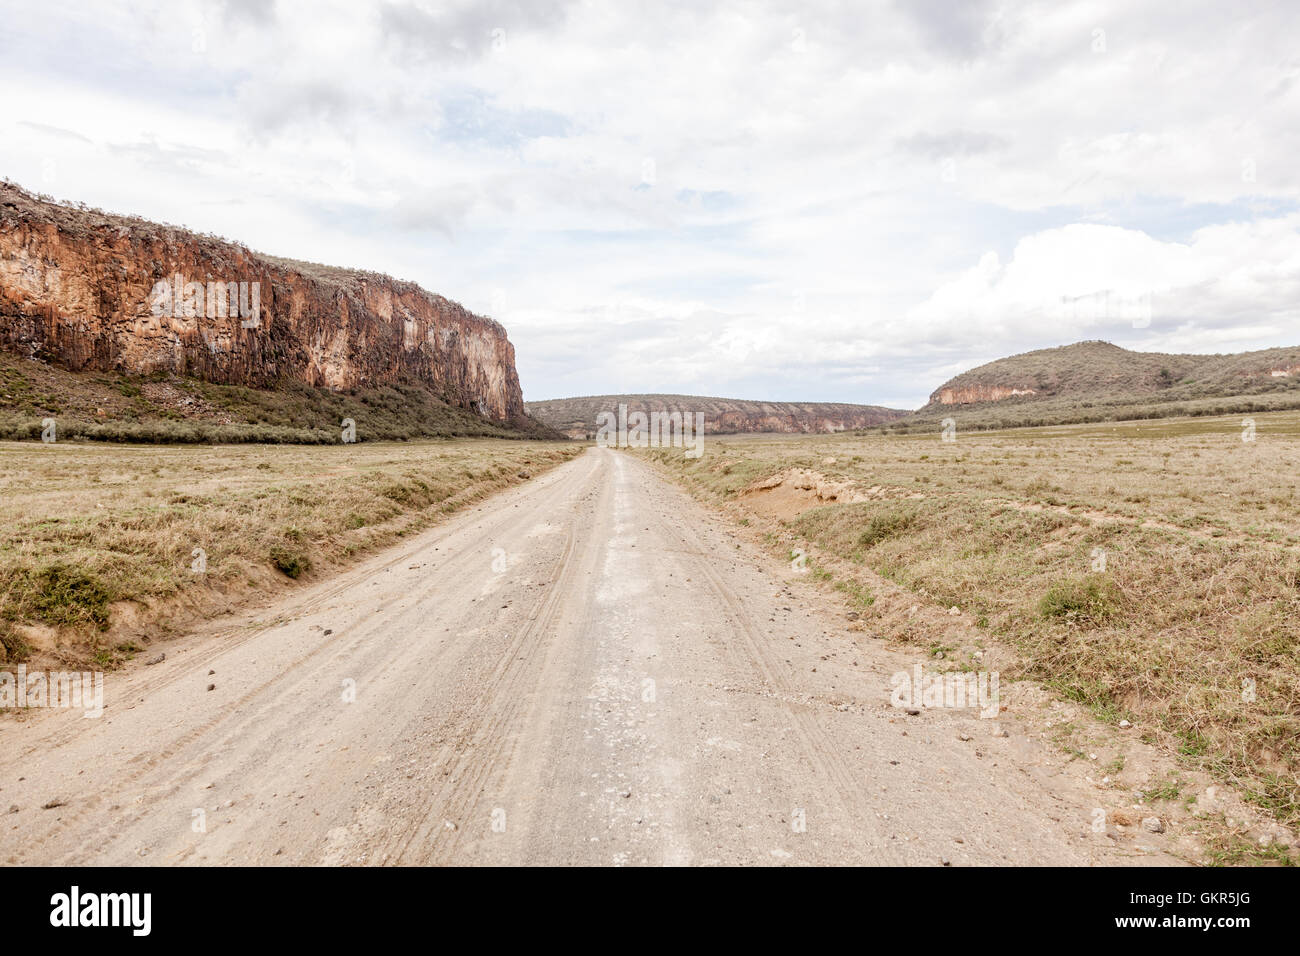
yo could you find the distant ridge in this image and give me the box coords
[526,394,909,438]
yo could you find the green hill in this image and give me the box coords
[889,341,1300,432]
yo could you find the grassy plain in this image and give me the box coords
[0,438,581,666]
[645,411,1300,830]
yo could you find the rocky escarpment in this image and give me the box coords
[937,385,1036,405]
[0,181,525,422]
[527,394,910,438]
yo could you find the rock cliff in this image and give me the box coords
[936,385,1037,405]
[0,181,526,422]
[527,394,909,438]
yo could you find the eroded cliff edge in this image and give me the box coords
[0,182,526,423]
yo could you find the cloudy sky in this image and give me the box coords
[2,0,1298,408]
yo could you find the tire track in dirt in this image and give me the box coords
[634,456,903,863]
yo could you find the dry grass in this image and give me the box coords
[0,438,582,668]
[643,410,1300,828]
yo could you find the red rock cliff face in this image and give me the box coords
[0,183,525,422]
[935,385,1037,405]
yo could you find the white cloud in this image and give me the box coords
[910,216,1300,348]
[1,0,1299,408]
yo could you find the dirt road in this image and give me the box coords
[0,447,1175,865]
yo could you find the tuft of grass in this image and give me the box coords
[30,564,114,631]
[834,578,875,610]
[91,641,144,670]
[269,546,312,579]
[1203,820,1298,867]
[0,621,31,664]
[1145,774,1185,802]
[1038,576,1123,625]
[857,510,918,549]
